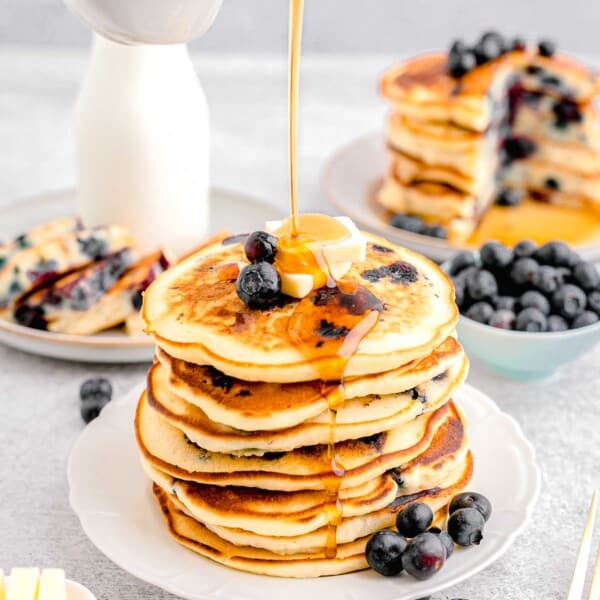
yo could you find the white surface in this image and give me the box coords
[323,132,600,263]
[67,382,540,600]
[0,188,283,363]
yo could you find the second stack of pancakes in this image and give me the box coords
[135,232,472,577]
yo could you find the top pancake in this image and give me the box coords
[142,233,458,382]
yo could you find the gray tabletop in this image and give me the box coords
[1,46,599,600]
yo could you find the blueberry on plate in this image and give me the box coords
[573,261,600,291]
[480,241,513,269]
[244,231,278,264]
[588,290,600,314]
[365,530,408,576]
[538,39,556,57]
[488,308,516,329]
[552,284,587,319]
[495,295,517,311]
[548,314,569,332]
[466,269,498,300]
[401,532,446,580]
[236,262,282,310]
[80,377,113,424]
[520,290,550,315]
[572,311,599,329]
[424,225,448,239]
[449,251,477,276]
[515,307,548,332]
[448,508,485,547]
[437,531,455,558]
[465,301,494,324]
[473,31,506,64]
[396,502,434,538]
[513,240,537,258]
[449,492,492,521]
[448,46,477,78]
[390,214,426,234]
[511,257,539,285]
[535,241,573,266]
[495,188,522,207]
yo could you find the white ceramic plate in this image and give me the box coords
[322,132,600,263]
[0,189,283,363]
[68,382,540,600]
[3,576,96,599]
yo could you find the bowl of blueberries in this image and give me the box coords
[444,239,600,380]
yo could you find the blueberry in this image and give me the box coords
[544,177,560,190]
[503,136,536,160]
[449,251,477,276]
[437,531,455,558]
[488,309,516,329]
[365,530,408,576]
[448,47,477,78]
[495,188,522,207]
[572,311,599,329]
[449,492,493,522]
[131,290,143,311]
[552,284,587,319]
[511,257,539,285]
[14,304,47,330]
[244,231,278,264]
[573,262,600,291]
[532,265,561,295]
[588,290,600,314]
[396,502,434,538]
[535,241,573,266]
[511,37,526,51]
[79,378,112,424]
[466,269,498,300]
[538,39,556,57]
[520,290,551,315]
[548,314,569,332]
[474,31,506,64]
[401,532,446,580]
[480,241,513,269]
[515,307,548,332]
[447,508,485,547]
[424,225,448,239]
[453,265,478,286]
[513,240,537,258]
[454,279,465,307]
[390,214,426,234]
[555,266,572,284]
[236,262,282,310]
[553,99,582,127]
[495,296,517,311]
[465,301,494,324]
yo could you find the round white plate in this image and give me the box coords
[322,132,600,263]
[0,189,283,363]
[68,383,540,600]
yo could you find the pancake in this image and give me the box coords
[142,235,458,382]
[146,351,468,454]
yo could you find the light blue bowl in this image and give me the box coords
[442,259,600,380]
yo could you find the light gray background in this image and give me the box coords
[2,0,600,54]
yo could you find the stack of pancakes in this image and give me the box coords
[136,232,471,577]
[379,48,600,241]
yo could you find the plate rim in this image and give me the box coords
[67,381,541,600]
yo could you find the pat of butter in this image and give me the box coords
[38,569,67,600]
[7,568,39,600]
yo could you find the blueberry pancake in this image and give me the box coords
[379,34,600,241]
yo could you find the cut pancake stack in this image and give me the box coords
[136,232,472,577]
[379,48,600,241]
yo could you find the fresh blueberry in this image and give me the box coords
[495,296,517,311]
[14,305,47,330]
[449,492,492,522]
[448,508,485,547]
[244,231,278,264]
[79,378,113,424]
[588,290,600,314]
[553,99,582,127]
[520,290,551,315]
[396,502,434,538]
[552,284,587,319]
[511,257,539,285]
[480,241,513,269]
[437,531,455,558]
[401,532,446,580]
[573,262,600,291]
[513,240,537,258]
[424,225,448,239]
[453,265,478,286]
[503,136,536,160]
[449,251,477,276]
[488,309,516,329]
[532,265,561,295]
[454,279,465,307]
[473,31,506,64]
[365,530,408,576]
[465,301,494,323]
[572,311,599,329]
[495,188,522,207]
[538,39,556,57]
[535,241,573,266]
[448,47,477,78]
[544,177,560,190]
[511,37,526,51]
[548,314,569,332]
[515,307,548,332]
[390,214,426,234]
[555,266,572,284]
[236,262,282,310]
[466,269,498,300]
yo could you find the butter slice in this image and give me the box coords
[7,568,39,600]
[279,272,314,299]
[38,569,67,600]
[0,569,5,600]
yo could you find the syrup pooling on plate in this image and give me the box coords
[287,283,384,557]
